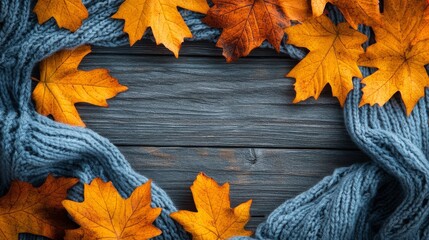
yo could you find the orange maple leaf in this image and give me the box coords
[311,0,381,29]
[170,173,252,240]
[33,0,88,32]
[63,178,162,240]
[0,175,78,240]
[32,45,128,127]
[285,15,367,105]
[358,0,429,115]
[112,0,209,57]
[203,0,311,62]
[412,6,429,44]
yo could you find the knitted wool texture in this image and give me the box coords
[1,1,428,239]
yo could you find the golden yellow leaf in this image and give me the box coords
[170,173,252,240]
[33,0,88,32]
[412,6,429,44]
[203,0,311,62]
[63,178,162,240]
[311,0,381,29]
[0,175,78,239]
[279,0,313,21]
[285,15,367,105]
[358,0,429,115]
[32,45,128,127]
[112,0,209,57]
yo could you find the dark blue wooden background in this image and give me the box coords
[77,40,367,229]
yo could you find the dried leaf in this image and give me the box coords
[63,178,162,240]
[412,6,429,44]
[285,15,367,105]
[311,0,381,29]
[171,173,252,240]
[112,0,209,57]
[32,45,127,127]
[0,175,78,239]
[33,0,88,32]
[358,0,429,115]
[203,0,311,62]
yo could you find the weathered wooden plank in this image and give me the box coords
[78,53,356,149]
[121,146,367,229]
[92,40,288,58]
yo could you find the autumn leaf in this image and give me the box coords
[171,173,252,240]
[64,229,85,240]
[112,0,209,57]
[63,178,162,240]
[32,45,128,127]
[33,0,88,32]
[203,0,311,62]
[412,6,429,44]
[358,0,429,115]
[0,175,78,240]
[285,15,367,105]
[311,0,381,29]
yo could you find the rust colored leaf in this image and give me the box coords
[32,45,128,127]
[203,0,311,62]
[358,0,429,115]
[171,173,252,240]
[311,0,381,29]
[286,15,367,105]
[0,175,78,239]
[33,0,88,32]
[63,178,162,240]
[112,0,209,57]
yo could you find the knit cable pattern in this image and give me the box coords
[0,1,189,239]
[1,1,428,239]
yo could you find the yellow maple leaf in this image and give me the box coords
[285,15,367,105]
[412,6,429,44]
[112,0,209,57]
[0,175,78,240]
[63,178,162,240]
[358,0,429,115]
[33,0,88,32]
[32,45,128,127]
[171,173,252,240]
[203,0,311,62]
[311,0,381,29]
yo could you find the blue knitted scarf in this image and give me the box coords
[1,0,428,239]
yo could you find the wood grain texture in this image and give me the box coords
[121,146,367,229]
[91,40,288,57]
[69,41,368,230]
[78,42,356,149]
